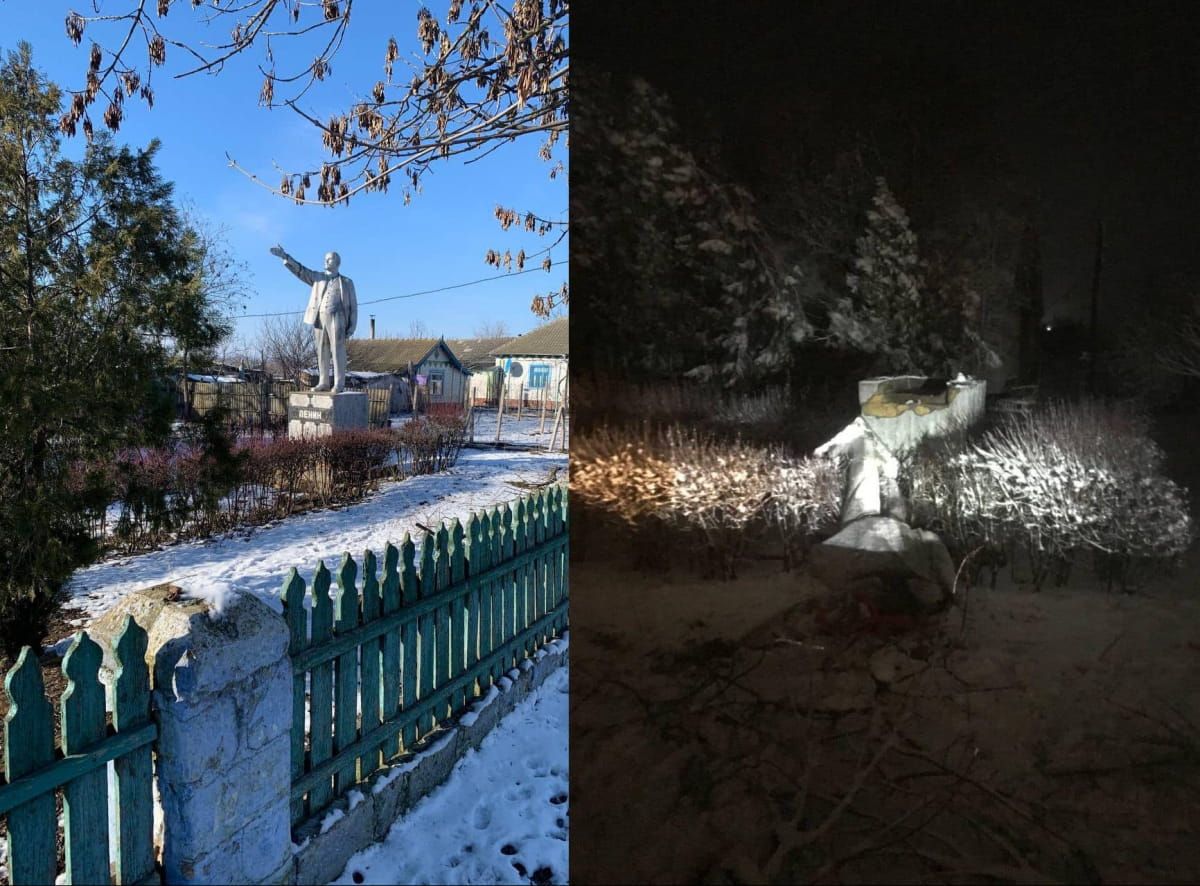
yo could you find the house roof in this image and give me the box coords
[346,338,468,374]
[443,337,513,371]
[488,317,569,358]
[185,373,243,384]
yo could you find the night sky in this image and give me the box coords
[576,1,1200,332]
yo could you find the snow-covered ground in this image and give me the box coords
[64,447,567,623]
[463,408,570,451]
[330,663,569,886]
[50,443,569,885]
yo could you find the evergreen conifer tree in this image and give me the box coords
[0,44,233,656]
[829,177,997,376]
[829,177,926,372]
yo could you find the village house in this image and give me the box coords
[443,336,515,407]
[345,337,471,412]
[488,316,569,410]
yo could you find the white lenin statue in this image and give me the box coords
[270,245,358,393]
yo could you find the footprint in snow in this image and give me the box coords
[524,757,550,777]
[504,784,535,802]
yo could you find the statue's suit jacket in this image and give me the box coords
[285,258,358,337]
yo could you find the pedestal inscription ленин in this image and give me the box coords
[288,390,368,438]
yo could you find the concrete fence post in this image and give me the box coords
[92,585,294,885]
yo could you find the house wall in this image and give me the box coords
[494,356,568,409]
[469,367,501,407]
[417,353,469,406]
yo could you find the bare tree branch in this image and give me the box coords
[251,313,316,382]
[60,0,569,317]
[60,1,568,207]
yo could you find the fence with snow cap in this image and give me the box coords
[0,485,569,885]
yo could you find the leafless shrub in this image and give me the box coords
[909,398,1193,589]
[712,385,790,427]
[571,424,675,525]
[394,411,467,478]
[764,452,843,569]
[664,427,775,578]
[573,423,842,578]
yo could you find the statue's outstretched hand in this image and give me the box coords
[269,244,287,260]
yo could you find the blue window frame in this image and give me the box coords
[528,363,551,389]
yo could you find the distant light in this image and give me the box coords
[1044,324,1053,332]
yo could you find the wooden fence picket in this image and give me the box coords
[110,617,155,885]
[554,486,570,633]
[500,504,517,673]
[489,508,504,682]
[448,519,467,713]
[416,532,436,735]
[333,554,360,795]
[530,494,544,651]
[61,632,111,886]
[434,524,452,727]
[380,543,402,762]
[546,491,560,630]
[359,549,383,778]
[4,650,57,886]
[474,512,494,691]
[399,535,419,751]
[309,561,335,811]
[464,514,483,696]
[514,497,533,659]
[533,491,549,648]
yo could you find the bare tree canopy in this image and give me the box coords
[472,319,510,338]
[254,314,317,381]
[59,0,569,316]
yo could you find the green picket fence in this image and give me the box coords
[0,618,158,886]
[281,485,569,826]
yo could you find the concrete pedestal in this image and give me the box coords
[288,391,368,438]
[857,375,987,456]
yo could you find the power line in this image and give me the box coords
[236,266,556,319]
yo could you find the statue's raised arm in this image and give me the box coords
[270,244,324,286]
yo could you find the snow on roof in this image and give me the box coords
[185,374,244,384]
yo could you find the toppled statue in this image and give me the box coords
[270,245,358,393]
[815,416,906,524]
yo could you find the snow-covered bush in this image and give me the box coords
[762,451,843,569]
[571,425,676,526]
[663,428,775,574]
[573,424,841,577]
[908,399,1192,588]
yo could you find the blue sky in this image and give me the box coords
[0,2,568,353]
